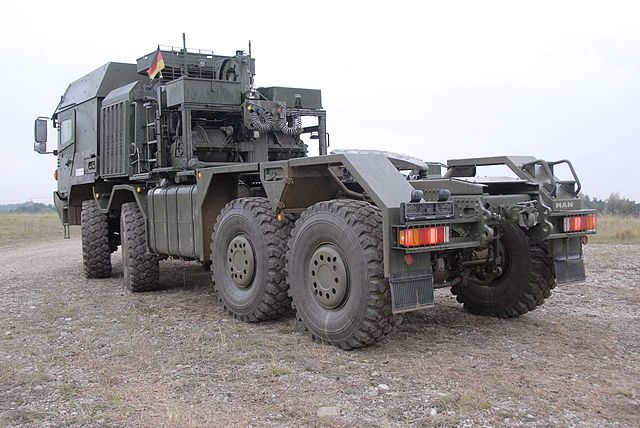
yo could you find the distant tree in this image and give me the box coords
[583,193,640,217]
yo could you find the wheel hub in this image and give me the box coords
[308,244,349,309]
[470,240,508,285]
[227,234,255,288]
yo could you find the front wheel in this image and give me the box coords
[286,200,397,350]
[120,202,159,292]
[81,200,112,278]
[451,222,556,317]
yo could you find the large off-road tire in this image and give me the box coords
[451,222,556,317]
[81,200,112,279]
[210,197,293,322]
[120,202,159,292]
[286,200,397,350]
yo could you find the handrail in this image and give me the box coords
[521,159,581,197]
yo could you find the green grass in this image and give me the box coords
[590,215,640,244]
[0,213,66,245]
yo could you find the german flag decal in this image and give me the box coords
[147,47,165,80]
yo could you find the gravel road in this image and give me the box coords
[1,239,638,427]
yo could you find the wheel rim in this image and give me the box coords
[308,244,349,309]
[227,234,255,288]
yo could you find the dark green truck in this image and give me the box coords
[34,43,596,349]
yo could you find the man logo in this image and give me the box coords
[555,201,574,209]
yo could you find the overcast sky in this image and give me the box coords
[1,0,639,204]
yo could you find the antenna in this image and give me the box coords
[248,40,253,86]
[182,33,188,76]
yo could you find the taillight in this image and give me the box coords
[398,226,450,247]
[563,214,597,232]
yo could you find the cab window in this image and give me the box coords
[60,117,74,146]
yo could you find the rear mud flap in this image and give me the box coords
[555,258,586,284]
[389,271,434,313]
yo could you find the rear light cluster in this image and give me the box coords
[398,226,450,247]
[563,214,597,232]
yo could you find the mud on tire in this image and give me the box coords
[81,200,112,279]
[451,222,556,317]
[120,202,159,292]
[210,197,293,322]
[286,199,399,350]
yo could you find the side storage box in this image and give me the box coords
[148,185,198,259]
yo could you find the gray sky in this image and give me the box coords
[1,0,639,204]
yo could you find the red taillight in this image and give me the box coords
[398,226,450,247]
[563,214,597,232]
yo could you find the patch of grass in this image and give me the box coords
[0,213,67,245]
[438,389,492,412]
[429,413,461,428]
[45,303,78,321]
[84,403,108,418]
[4,409,53,425]
[590,215,640,244]
[269,367,292,377]
[60,382,79,402]
[98,386,123,407]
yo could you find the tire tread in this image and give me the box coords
[121,202,159,292]
[210,197,293,322]
[451,227,556,317]
[81,200,111,279]
[287,199,401,350]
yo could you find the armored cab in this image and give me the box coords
[48,63,143,223]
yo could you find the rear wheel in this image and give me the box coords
[286,200,396,350]
[451,222,556,317]
[120,202,159,292]
[81,200,111,278]
[210,197,293,322]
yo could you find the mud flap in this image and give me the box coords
[389,271,434,313]
[555,258,586,284]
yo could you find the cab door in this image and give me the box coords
[56,109,76,197]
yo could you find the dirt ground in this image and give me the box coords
[0,238,638,427]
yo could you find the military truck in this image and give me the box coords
[34,42,596,349]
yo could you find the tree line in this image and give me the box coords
[583,193,640,217]
[0,202,56,214]
[1,194,638,217]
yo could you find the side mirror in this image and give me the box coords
[34,118,48,143]
[34,141,47,154]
